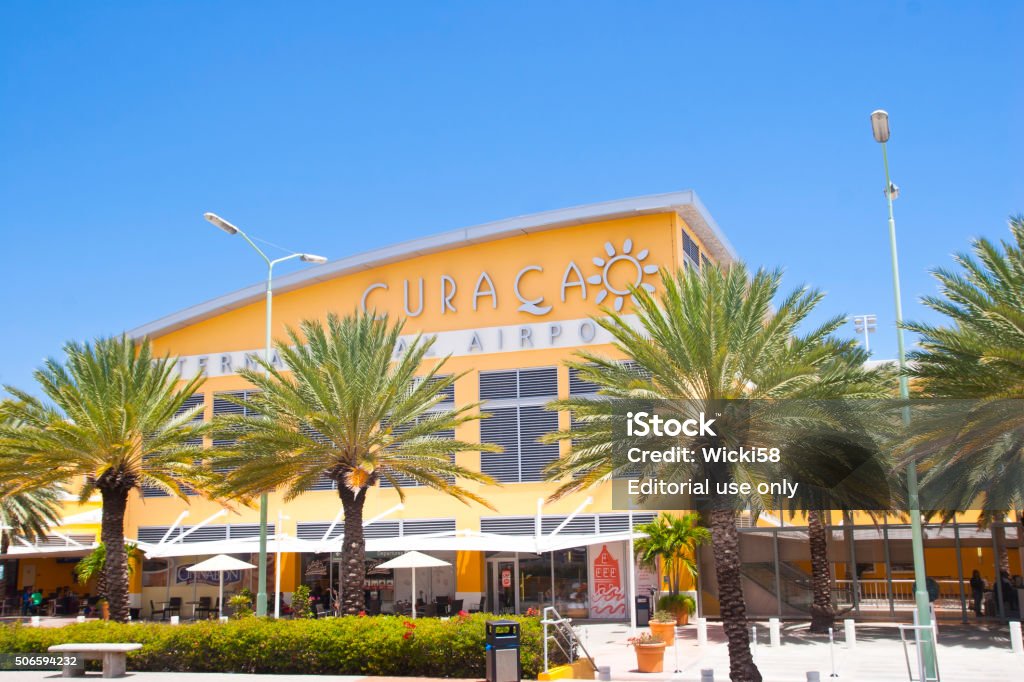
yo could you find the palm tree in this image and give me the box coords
[209,312,499,614]
[903,217,1024,571]
[0,480,63,599]
[544,263,880,682]
[0,336,211,622]
[779,350,897,633]
[634,512,709,597]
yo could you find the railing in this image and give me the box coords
[834,579,966,611]
[540,606,596,673]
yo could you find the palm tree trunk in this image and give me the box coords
[0,534,9,601]
[994,523,1010,574]
[710,507,762,682]
[807,510,835,633]
[337,484,367,615]
[100,489,130,623]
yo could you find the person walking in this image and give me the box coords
[970,570,985,617]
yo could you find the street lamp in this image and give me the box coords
[869,110,936,676]
[205,211,327,617]
[851,314,877,353]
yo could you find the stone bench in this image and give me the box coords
[47,643,142,678]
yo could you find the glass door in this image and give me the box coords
[487,558,518,614]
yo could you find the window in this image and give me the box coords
[210,390,259,475]
[683,231,702,271]
[479,368,559,483]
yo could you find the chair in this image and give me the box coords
[193,596,212,620]
[450,599,464,614]
[149,600,167,621]
[469,596,486,613]
[435,596,450,616]
[167,597,182,618]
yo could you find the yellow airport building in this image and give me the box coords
[5,191,1022,623]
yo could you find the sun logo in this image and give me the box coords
[587,239,658,311]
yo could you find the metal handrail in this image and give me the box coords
[541,606,598,673]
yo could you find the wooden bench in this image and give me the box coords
[47,643,142,678]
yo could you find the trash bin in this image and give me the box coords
[485,619,521,682]
[635,595,651,626]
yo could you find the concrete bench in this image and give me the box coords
[47,643,142,678]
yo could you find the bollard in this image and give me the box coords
[597,665,611,681]
[30,615,40,627]
[1010,621,1023,655]
[170,615,180,625]
[697,617,708,646]
[76,615,85,623]
[769,617,781,647]
[807,673,821,682]
[844,618,856,650]
[828,627,838,678]
[751,625,758,663]
[700,669,714,682]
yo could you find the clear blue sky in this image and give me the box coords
[1,1,1021,391]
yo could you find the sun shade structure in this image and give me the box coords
[375,551,451,618]
[186,554,256,619]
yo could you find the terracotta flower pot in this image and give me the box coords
[649,621,675,646]
[633,642,666,673]
[675,610,689,626]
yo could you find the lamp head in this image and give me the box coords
[300,254,328,264]
[204,212,239,235]
[870,110,890,143]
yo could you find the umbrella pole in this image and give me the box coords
[412,569,417,619]
[219,573,224,619]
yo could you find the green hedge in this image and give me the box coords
[0,613,563,677]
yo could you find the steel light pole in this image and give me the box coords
[851,314,877,353]
[869,110,936,676]
[205,211,327,617]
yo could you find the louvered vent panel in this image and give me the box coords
[541,514,596,535]
[296,522,333,541]
[182,525,227,543]
[519,367,557,398]
[480,517,536,536]
[137,526,181,544]
[363,522,401,539]
[479,370,518,401]
[481,406,520,482]
[518,406,559,482]
[228,523,274,539]
[569,367,601,395]
[403,519,456,536]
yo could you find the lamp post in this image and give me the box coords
[205,212,327,617]
[851,314,877,353]
[869,110,936,676]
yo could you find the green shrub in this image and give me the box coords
[657,593,696,615]
[291,584,313,619]
[0,613,563,677]
[228,593,253,619]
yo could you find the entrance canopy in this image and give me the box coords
[140,528,645,559]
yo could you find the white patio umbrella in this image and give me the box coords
[186,554,256,619]
[375,551,450,618]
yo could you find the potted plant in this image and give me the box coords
[635,513,709,625]
[628,632,666,673]
[658,593,696,625]
[648,609,677,645]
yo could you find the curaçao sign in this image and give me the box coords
[360,238,659,317]
[171,238,660,376]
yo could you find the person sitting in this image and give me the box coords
[999,571,1019,613]
[29,588,43,616]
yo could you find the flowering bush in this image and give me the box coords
[0,613,563,677]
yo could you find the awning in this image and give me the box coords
[141,528,645,559]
